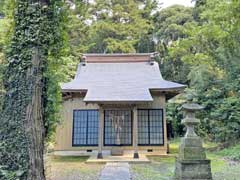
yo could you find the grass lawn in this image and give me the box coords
[46,156,103,180]
[131,139,240,180]
[46,140,240,180]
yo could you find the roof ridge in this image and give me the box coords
[83,53,155,56]
[82,53,157,63]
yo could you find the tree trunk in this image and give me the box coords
[24,1,50,179]
[0,0,53,179]
[25,48,45,180]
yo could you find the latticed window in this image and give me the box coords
[72,110,99,146]
[138,109,164,145]
[104,110,132,146]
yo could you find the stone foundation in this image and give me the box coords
[175,158,212,180]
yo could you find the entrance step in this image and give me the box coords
[86,153,150,164]
[99,162,130,180]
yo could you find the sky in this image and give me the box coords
[159,0,194,8]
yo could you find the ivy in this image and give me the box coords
[0,0,66,179]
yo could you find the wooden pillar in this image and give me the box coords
[163,96,168,153]
[97,106,104,159]
[133,107,139,158]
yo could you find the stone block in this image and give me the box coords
[180,137,203,147]
[179,146,206,160]
[111,147,123,156]
[175,158,212,180]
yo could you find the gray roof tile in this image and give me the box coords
[61,62,186,102]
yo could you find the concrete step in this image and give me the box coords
[86,154,150,164]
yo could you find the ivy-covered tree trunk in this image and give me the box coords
[0,0,60,179]
[25,48,45,180]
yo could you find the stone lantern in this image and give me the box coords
[174,99,212,180]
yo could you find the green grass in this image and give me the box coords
[51,155,89,163]
[131,156,175,180]
[206,153,227,172]
[207,152,240,180]
[203,140,219,149]
[48,140,240,180]
[216,143,240,161]
[147,156,175,163]
[47,155,103,180]
[131,139,240,180]
[169,138,180,154]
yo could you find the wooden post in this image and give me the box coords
[97,106,104,159]
[163,96,168,152]
[133,107,139,158]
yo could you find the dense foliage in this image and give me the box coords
[154,5,194,83]
[67,0,158,54]
[0,0,14,106]
[162,0,240,143]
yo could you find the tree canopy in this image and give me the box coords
[68,0,158,54]
[161,0,240,143]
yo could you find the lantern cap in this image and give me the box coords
[182,103,204,111]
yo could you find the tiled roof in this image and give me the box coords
[61,60,186,102]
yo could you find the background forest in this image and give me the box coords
[0,0,239,173]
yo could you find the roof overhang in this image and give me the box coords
[150,87,186,100]
[61,87,186,102]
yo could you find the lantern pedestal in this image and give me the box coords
[175,159,212,180]
[174,103,212,180]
